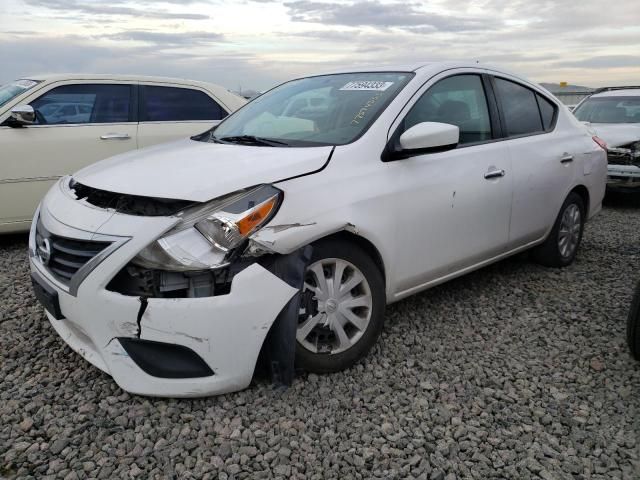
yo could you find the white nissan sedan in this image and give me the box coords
[29,63,607,397]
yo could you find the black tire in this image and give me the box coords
[295,239,385,373]
[532,192,585,268]
[627,281,640,361]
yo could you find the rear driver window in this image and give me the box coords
[494,78,543,136]
[142,86,227,122]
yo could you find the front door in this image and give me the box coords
[389,73,513,294]
[0,83,138,228]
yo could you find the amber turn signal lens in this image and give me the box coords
[236,196,279,236]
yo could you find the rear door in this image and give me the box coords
[491,76,577,247]
[137,84,229,148]
[0,82,137,228]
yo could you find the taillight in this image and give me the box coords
[593,136,607,151]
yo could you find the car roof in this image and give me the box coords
[323,62,436,74]
[313,61,538,85]
[316,61,547,96]
[23,73,219,87]
[590,89,640,98]
[322,61,494,74]
[16,73,245,110]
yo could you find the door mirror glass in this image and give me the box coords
[399,121,459,151]
[9,104,35,126]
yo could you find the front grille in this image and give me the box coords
[35,221,111,284]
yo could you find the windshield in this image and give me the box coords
[205,72,413,146]
[574,96,640,124]
[0,79,41,109]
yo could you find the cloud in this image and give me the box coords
[284,0,498,31]
[2,0,640,89]
[104,30,225,47]
[0,34,284,90]
[23,0,210,20]
[554,55,640,69]
[285,29,363,41]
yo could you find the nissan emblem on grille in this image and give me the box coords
[35,220,112,284]
[36,237,51,265]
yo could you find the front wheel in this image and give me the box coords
[295,239,385,373]
[532,192,585,268]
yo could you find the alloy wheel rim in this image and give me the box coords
[558,203,581,258]
[297,258,372,354]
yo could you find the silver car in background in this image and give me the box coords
[573,87,640,191]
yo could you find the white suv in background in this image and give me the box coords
[573,87,640,192]
[0,75,246,232]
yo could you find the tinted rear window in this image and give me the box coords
[142,86,227,122]
[494,78,543,136]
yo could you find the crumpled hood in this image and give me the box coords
[73,139,333,202]
[586,123,640,148]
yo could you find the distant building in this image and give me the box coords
[540,83,594,107]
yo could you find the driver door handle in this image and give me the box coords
[484,168,506,179]
[100,133,130,140]
[560,154,574,164]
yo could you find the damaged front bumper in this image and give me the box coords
[29,184,299,397]
[607,147,640,190]
[607,164,640,190]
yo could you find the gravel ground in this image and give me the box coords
[1,200,639,480]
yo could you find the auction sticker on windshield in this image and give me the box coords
[340,81,394,91]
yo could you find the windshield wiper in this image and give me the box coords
[215,135,291,147]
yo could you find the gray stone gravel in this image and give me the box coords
[1,201,640,479]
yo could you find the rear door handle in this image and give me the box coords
[484,169,506,179]
[560,154,574,164]
[100,133,130,140]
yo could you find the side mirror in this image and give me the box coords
[9,104,36,126]
[399,122,459,151]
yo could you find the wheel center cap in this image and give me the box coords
[325,298,338,314]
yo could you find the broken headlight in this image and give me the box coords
[132,185,282,271]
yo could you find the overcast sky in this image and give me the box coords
[1,0,639,91]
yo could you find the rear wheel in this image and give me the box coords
[532,192,585,268]
[295,239,385,373]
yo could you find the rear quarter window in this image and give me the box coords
[536,94,556,131]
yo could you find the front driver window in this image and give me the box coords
[30,84,131,125]
[402,74,492,145]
